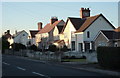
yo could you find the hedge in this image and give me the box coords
[97,47,120,69]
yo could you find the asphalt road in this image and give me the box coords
[2,55,108,78]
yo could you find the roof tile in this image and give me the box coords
[37,20,62,34]
[75,14,100,33]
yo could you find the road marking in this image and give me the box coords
[2,62,10,65]
[17,66,26,71]
[32,72,45,76]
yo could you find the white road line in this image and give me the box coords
[32,72,45,76]
[2,62,10,65]
[17,66,26,71]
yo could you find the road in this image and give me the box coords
[2,55,108,78]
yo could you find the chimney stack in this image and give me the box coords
[15,30,17,34]
[4,32,7,35]
[7,30,10,34]
[80,8,90,18]
[38,22,42,31]
[51,17,58,24]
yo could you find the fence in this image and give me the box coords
[4,49,98,63]
[4,49,27,57]
[4,49,61,62]
[83,51,98,63]
[63,51,83,58]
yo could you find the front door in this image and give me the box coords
[85,43,90,52]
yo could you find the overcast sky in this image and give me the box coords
[1,1,119,35]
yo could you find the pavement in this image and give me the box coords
[3,54,120,77]
[55,62,120,77]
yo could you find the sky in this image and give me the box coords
[1,2,119,35]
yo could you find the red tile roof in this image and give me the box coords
[30,30,39,38]
[4,34,12,39]
[75,14,100,33]
[54,40,65,44]
[37,20,62,34]
[75,14,115,33]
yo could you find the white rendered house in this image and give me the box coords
[13,30,29,46]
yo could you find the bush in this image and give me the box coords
[11,43,26,51]
[28,44,37,51]
[60,45,68,52]
[97,47,120,69]
[62,56,69,59]
[69,56,76,59]
[81,56,86,59]
[48,44,58,52]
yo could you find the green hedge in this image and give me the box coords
[97,47,120,69]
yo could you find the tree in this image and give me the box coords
[2,36,10,53]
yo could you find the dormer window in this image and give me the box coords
[87,31,90,38]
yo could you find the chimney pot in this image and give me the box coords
[51,17,58,24]
[7,30,10,34]
[80,7,90,18]
[81,8,84,10]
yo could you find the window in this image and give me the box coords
[23,34,25,36]
[98,42,106,46]
[85,43,90,51]
[71,41,75,51]
[78,43,83,51]
[87,31,90,38]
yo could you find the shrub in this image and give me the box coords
[28,44,37,51]
[48,44,58,52]
[61,45,68,52]
[81,56,86,59]
[69,56,76,59]
[97,46,120,69]
[11,43,26,51]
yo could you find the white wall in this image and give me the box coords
[14,31,28,46]
[63,20,76,48]
[76,33,84,52]
[83,16,114,41]
[35,34,41,43]
[53,26,59,40]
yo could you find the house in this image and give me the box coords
[13,30,28,46]
[36,17,65,49]
[60,17,86,50]
[29,22,42,46]
[94,29,120,49]
[114,26,120,32]
[3,30,13,48]
[61,8,115,52]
